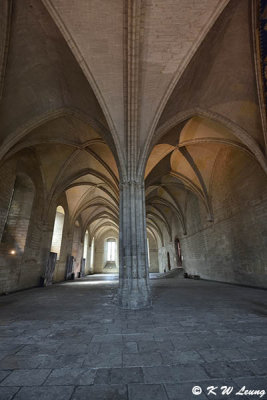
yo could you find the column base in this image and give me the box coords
[117,279,152,310]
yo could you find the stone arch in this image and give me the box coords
[1,172,35,255]
[139,108,267,178]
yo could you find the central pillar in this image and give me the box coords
[117,180,151,309]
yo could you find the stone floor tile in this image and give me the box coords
[237,347,267,360]
[123,333,152,342]
[106,325,123,334]
[0,355,42,369]
[233,375,267,392]
[161,349,204,365]
[0,345,23,354]
[71,385,127,400]
[206,338,242,350]
[151,327,170,334]
[109,367,144,384]
[0,328,25,337]
[45,367,96,385]
[0,369,51,386]
[123,342,138,353]
[98,342,124,354]
[83,351,122,368]
[143,363,209,383]
[164,382,209,399]
[0,387,20,400]
[143,366,180,383]
[243,335,267,345]
[91,334,122,343]
[198,379,241,400]
[137,340,174,353]
[198,348,246,363]
[203,361,255,378]
[0,371,11,384]
[154,333,183,343]
[123,352,163,367]
[56,343,95,355]
[128,383,168,400]
[37,354,85,369]
[16,344,59,356]
[171,338,211,351]
[249,359,267,376]
[0,321,14,327]
[173,363,210,382]
[13,386,74,400]
[94,368,110,384]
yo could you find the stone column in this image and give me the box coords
[118,180,151,309]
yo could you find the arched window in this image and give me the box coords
[107,238,116,262]
[51,206,65,260]
[1,173,35,255]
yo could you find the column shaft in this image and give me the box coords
[118,180,151,309]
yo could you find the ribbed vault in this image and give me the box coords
[145,114,266,251]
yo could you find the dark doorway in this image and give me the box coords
[175,238,182,266]
[167,252,171,271]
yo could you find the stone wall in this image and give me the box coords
[94,229,119,274]
[0,151,46,293]
[71,222,83,277]
[147,232,159,272]
[0,160,16,241]
[180,148,267,288]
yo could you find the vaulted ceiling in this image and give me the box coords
[0,0,266,241]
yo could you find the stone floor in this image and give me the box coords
[0,274,266,400]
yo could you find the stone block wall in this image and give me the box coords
[147,232,159,272]
[179,149,267,288]
[0,155,45,293]
[94,229,119,274]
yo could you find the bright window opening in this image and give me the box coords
[83,230,89,260]
[147,238,150,266]
[51,206,65,260]
[90,237,95,270]
[107,238,116,262]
